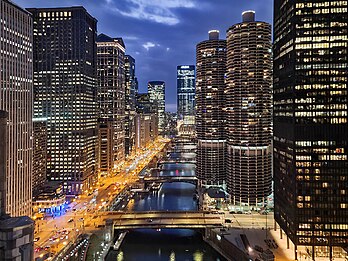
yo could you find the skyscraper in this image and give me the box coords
[125,55,137,156]
[273,1,348,259]
[97,33,126,176]
[29,7,98,195]
[148,81,165,133]
[0,110,34,261]
[226,11,272,206]
[177,65,195,119]
[196,30,226,186]
[0,0,33,217]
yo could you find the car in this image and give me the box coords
[147,219,153,222]
[44,246,50,251]
[34,247,42,253]
[225,219,233,223]
[34,237,40,242]
[68,218,74,223]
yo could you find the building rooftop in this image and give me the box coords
[0,215,34,230]
[97,33,125,48]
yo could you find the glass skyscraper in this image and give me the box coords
[148,81,165,133]
[29,7,98,195]
[177,65,195,119]
[125,55,137,156]
[273,0,348,259]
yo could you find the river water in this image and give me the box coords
[106,149,226,261]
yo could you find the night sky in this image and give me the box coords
[16,0,273,112]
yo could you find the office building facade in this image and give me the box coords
[196,30,226,186]
[148,81,165,133]
[177,65,195,119]
[226,11,272,206]
[29,7,98,195]
[97,34,126,176]
[0,0,33,216]
[273,0,348,259]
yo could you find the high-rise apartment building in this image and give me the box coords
[96,33,126,176]
[148,81,165,133]
[125,55,137,156]
[0,0,33,217]
[33,119,47,193]
[226,11,272,206]
[273,1,348,259]
[196,30,226,186]
[177,65,195,119]
[28,7,98,195]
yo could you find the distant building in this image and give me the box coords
[177,65,195,119]
[136,93,157,114]
[134,114,158,151]
[226,11,272,206]
[273,0,348,259]
[125,55,137,156]
[28,7,98,195]
[0,0,33,217]
[33,119,47,194]
[97,33,126,176]
[163,112,177,137]
[148,81,165,133]
[196,30,226,187]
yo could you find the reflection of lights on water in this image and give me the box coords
[117,251,124,261]
[193,251,203,261]
[169,251,175,261]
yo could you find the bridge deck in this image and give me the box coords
[101,211,224,229]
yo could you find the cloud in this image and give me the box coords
[166,47,170,52]
[142,42,156,50]
[106,0,197,25]
[123,35,139,41]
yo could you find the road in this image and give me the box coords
[33,137,170,260]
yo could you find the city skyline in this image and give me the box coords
[0,0,347,260]
[15,0,273,112]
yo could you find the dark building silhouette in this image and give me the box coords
[273,0,348,259]
[196,30,227,186]
[226,11,272,206]
[28,7,98,195]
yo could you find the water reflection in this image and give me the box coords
[106,160,225,261]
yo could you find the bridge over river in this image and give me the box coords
[101,211,224,229]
